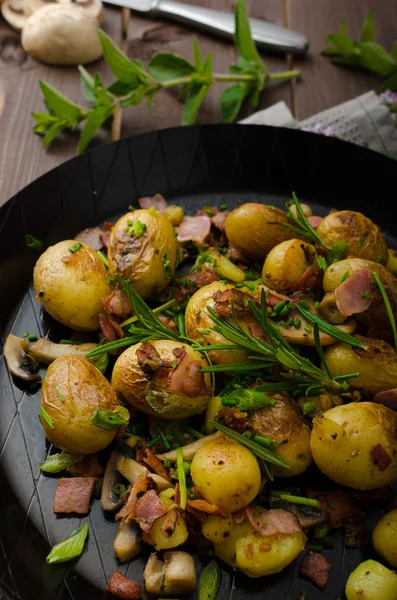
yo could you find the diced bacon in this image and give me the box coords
[74,226,103,250]
[99,312,119,342]
[343,520,371,547]
[103,221,114,232]
[213,288,252,319]
[299,551,332,589]
[187,499,227,518]
[308,215,323,228]
[289,266,323,293]
[161,508,179,536]
[136,342,166,379]
[106,571,142,599]
[67,453,104,478]
[138,193,168,212]
[157,313,178,334]
[102,289,131,320]
[373,388,397,410]
[258,285,290,307]
[177,215,211,244]
[370,444,392,471]
[307,489,364,528]
[224,407,250,434]
[99,230,111,249]
[335,270,372,316]
[53,477,96,514]
[226,245,249,263]
[167,351,211,398]
[135,443,171,481]
[211,211,229,231]
[115,477,155,522]
[134,490,167,532]
[245,507,301,537]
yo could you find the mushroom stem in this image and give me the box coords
[4,334,40,382]
[28,338,98,364]
[143,551,196,595]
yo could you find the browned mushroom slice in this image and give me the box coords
[28,338,98,364]
[156,431,223,462]
[4,334,40,382]
[1,0,27,31]
[23,0,104,22]
[101,451,125,512]
[280,318,356,346]
[114,520,141,563]
[319,292,346,324]
[143,552,196,595]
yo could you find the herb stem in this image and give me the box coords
[268,69,301,81]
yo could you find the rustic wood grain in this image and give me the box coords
[289,0,397,119]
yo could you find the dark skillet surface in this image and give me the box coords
[1,124,397,600]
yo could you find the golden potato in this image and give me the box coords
[33,240,111,331]
[214,519,306,577]
[324,337,397,396]
[310,402,397,490]
[373,509,397,568]
[248,392,312,477]
[190,437,261,513]
[149,513,188,551]
[40,356,120,454]
[201,514,234,544]
[317,210,388,264]
[225,203,293,261]
[345,559,397,600]
[112,340,212,419]
[262,239,321,293]
[107,209,177,300]
[386,248,397,276]
[184,282,253,365]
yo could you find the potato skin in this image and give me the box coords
[324,337,397,396]
[262,239,320,293]
[310,402,397,490]
[225,203,293,261]
[184,282,250,365]
[317,210,388,264]
[248,393,312,477]
[345,559,397,600]
[201,514,234,544]
[40,356,119,454]
[112,340,212,419]
[372,509,397,568]
[149,513,188,550]
[190,438,261,513]
[107,209,177,300]
[33,240,111,331]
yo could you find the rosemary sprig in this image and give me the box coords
[373,271,397,347]
[296,303,368,349]
[120,299,176,327]
[269,192,326,247]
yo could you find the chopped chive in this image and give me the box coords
[199,329,211,335]
[55,386,65,403]
[304,325,312,334]
[26,234,44,251]
[303,401,316,415]
[177,314,186,338]
[220,203,228,210]
[40,406,55,429]
[314,301,320,309]
[176,447,187,510]
[279,306,290,318]
[23,331,38,342]
[60,339,81,345]
[160,431,171,450]
[147,435,161,448]
[243,431,253,439]
[361,291,371,299]
[270,490,320,507]
[339,271,349,283]
[69,242,82,254]
[112,484,126,496]
[373,271,397,347]
[97,250,109,268]
[171,426,186,446]
[182,425,204,439]
[274,300,286,314]
[317,255,328,272]
[252,435,274,448]
[163,459,171,468]
[294,318,301,329]
[313,524,329,539]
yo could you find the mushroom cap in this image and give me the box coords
[1,0,27,31]
[23,0,104,23]
[21,4,103,65]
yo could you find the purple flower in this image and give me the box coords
[378,90,397,105]
[301,122,336,137]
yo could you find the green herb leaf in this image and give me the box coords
[198,560,221,600]
[98,29,141,84]
[46,522,88,564]
[234,0,261,64]
[78,66,96,102]
[91,406,130,431]
[182,84,210,125]
[360,10,375,42]
[359,42,397,77]
[77,106,114,154]
[148,52,194,81]
[40,406,55,429]
[26,234,44,251]
[177,446,187,510]
[220,84,249,123]
[222,386,276,411]
[193,38,204,69]
[43,120,68,150]
[39,452,83,473]
[39,81,86,122]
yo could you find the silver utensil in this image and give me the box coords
[104,0,309,55]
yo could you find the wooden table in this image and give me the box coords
[0,0,396,207]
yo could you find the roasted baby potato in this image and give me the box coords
[323,336,397,396]
[317,210,388,264]
[248,392,312,477]
[33,240,111,331]
[345,559,397,600]
[40,356,120,454]
[225,203,293,261]
[149,514,189,551]
[262,239,321,293]
[372,509,397,568]
[214,519,306,577]
[310,402,397,490]
[112,340,212,419]
[107,209,177,300]
[201,514,234,544]
[190,437,261,513]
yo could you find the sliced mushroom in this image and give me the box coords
[4,334,40,382]
[114,520,141,563]
[28,338,98,364]
[157,431,223,462]
[23,0,104,23]
[144,551,196,596]
[101,450,125,511]
[1,0,27,31]
[117,456,173,491]
[280,317,356,346]
[319,292,346,324]
[286,503,328,529]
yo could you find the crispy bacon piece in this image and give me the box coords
[343,520,371,548]
[226,245,249,263]
[161,508,179,537]
[99,313,123,342]
[307,489,364,528]
[370,444,392,471]
[102,289,132,320]
[299,551,332,589]
[106,571,142,599]
[134,489,167,532]
[115,477,155,522]
[167,351,211,398]
[157,313,178,335]
[224,407,250,434]
[289,266,323,293]
[373,388,397,410]
[308,215,323,228]
[53,477,96,514]
[187,499,227,518]
[99,222,113,249]
[177,215,211,244]
[67,453,104,478]
[193,268,220,288]
[136,342,166,379]
[135,443,171,482]
[245,506,301,537]
[335,270,372,316]
[138,193,167,212]
[211,210,229,231]
[213,288,253,319]
[74,226,103,250]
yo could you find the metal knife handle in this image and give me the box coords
[154,1,309,54]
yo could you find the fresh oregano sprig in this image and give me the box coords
[32,0,299,154]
